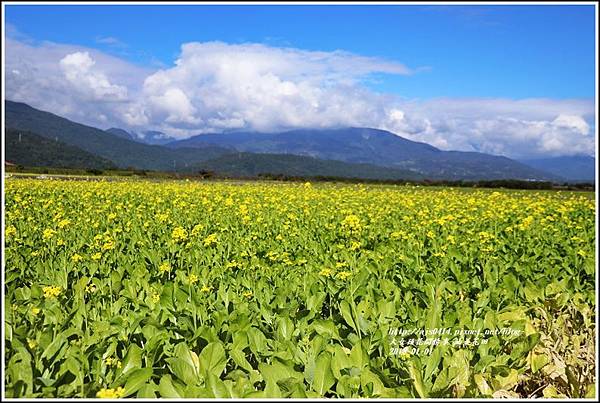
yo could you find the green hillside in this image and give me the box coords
[186,152,423,180]
[5,101,230,170]
[5,128,117,170]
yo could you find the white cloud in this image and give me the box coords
[5,38,596,159]
[95,36,127,48]
[59,51,128,101]
[551,114,590,135]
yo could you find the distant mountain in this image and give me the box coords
[519,155,595,182]
[5,128,117,170]
[142,130,173,146]
[106,128,173,145]
[185,152,424,181]
[106,127,138,141]
[168,128,560,181]
[5,100,566,181]
[5,101,231,171]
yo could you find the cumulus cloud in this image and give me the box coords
[59,51,128,101]
[5,37,596,159]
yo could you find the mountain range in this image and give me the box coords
[518,155,595,182]
[165,128,562,181]
[106,127,173,145]
[4,100,594,182]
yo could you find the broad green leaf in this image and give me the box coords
[158,375,183,398]
[198,342,227,378]
[312,352,335,395]
[122,368,153,396]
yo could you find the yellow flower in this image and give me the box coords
[172,226,188,243]
[57,219,71,228]
[42,285,62,299]
[191,224,204,236]
[336,271,352,280]
[151,293,161,303]
[203,233,218,247]
[188,274,199,285]
[200,285,211,293]
[243,291,253,298]
[86,284,97,293]
[71,253,83,263]
[5,225,17,238]
[399,350,411,360]
[104,357,122,368]
[319,268,333,277]
[31,307,41,316]
[159,262,171,273]
[225,261,239,269]
[96,386,125,398]
[92,252,102,261]
[42,228,56,240]
[27,338,37,349]
[101,240,115,251]
[341,214,362,234]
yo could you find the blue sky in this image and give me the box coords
[6,4,595,99]
[4,4,597,158]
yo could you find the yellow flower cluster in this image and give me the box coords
[172,226,188,243]
[96,387,125,398]
[43,285,62,299]
[159,262,171,273]
[203,233,218,247]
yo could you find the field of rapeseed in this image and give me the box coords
[4,178,596,398]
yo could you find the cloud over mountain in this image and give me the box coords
[5,37,595,159]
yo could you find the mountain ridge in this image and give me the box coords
[519,155,595,182]
[5,101,231,171]
[5,100,574,181]
[167,127,560,181]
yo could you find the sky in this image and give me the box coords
[4,3,597,159]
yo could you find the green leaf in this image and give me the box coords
[530,352,549,373]
[311,319,340,340]
[40,334,66,361]
[136,383,157,398]
[247,327,268,355]
[407,359,428,398]
[349,341,366,369]
[276,317,294,341]
[118,344,143,378]
[312,352,335,395]
[230,348,253,372]
[166,357,199,386]
[205,374,231,398]
[122,368,153,397]
[331,345,351,379]
[198,342,227,378]
[360,368,390,397]
[474,374,492,396]
[340,301,357,333]
[158,375,183,398]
